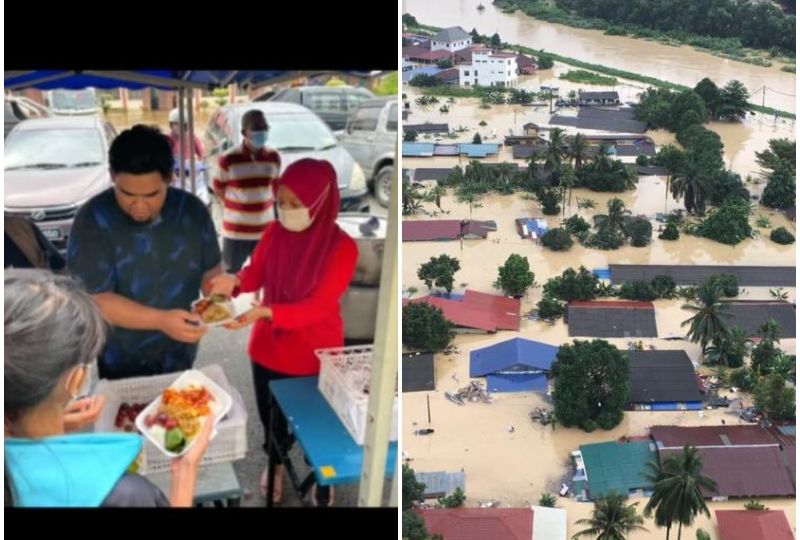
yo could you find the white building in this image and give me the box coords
[430,26,472,53]
[458,51,518,88]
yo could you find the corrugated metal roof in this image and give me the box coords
[568,303,658,338]
[580,441,655,498]
[628,351,702,404]
[415,471,466,499]
[725,301,796,338]
[579,91,620,101]
[432,26,471,43]
[402,142,435,156]
[660,446,795,498]
[650,425,777,448]
[404,290,521,332]
[715,510,795,540]
[404,123,450,134]
[609,264,796,287]
[470,338,558,377]
[487,373,548,392]
[532,506,567,540]
[402,219,462,241]
[403,353,436,392]
[418,508,533,540]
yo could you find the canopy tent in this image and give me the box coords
[4,68,397,507]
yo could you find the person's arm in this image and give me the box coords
[194,135,205,160]
[269,237,358,330]
[212,155,229,198]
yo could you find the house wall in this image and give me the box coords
[432,37,473,52]
[459,53,518,87]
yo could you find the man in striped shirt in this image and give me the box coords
[213,110,281,272]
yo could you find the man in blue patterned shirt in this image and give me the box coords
[68,125,223,379]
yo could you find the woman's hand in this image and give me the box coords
[63,395,106,433]
[206,273,240,298]
[224,306,273,330]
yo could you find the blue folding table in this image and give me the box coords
[266,377,397,506]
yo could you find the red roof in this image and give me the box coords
[414,50,454,62]
[661,446,795,498]
[651,425,778,448]
[570,300,654,310]
[404,290,521,332]
[716,510,794,540]
[435,68,460,82]
[403,220,462,241]
[403,45,430,59]
[417,508,533,540]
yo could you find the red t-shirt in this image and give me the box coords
[235,224,358,375]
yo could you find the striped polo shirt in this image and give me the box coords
[213,144,281,241]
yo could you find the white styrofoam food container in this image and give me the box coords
[191,297,236,327]
[94,364,247,474]
[316,345,398,445]
[135,369,232,458]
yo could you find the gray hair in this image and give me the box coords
[4,270,107,413]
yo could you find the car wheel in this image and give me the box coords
[374,166,392,208]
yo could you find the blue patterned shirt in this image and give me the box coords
[68,187,221,379]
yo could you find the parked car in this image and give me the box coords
[4,116,117,251]
[337,97,397,207]
[255,86,374,131]
[5,96,50,138]
[45,88,100,116]
[204,102,369,212]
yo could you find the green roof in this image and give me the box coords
[580,441,654,498]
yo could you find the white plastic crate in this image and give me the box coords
[94,364,247,474]
[316,345,398,445]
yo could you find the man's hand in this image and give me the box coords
[159,310,208,343]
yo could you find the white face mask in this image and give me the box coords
[279,206,314,232]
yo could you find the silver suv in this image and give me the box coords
[338,97,397,207]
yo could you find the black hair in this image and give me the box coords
[109,124,174,181]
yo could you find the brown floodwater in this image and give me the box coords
[403,0,797,113]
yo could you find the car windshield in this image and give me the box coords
[52,90,97,111]
[4,128,104,170]
[264,114,338,152]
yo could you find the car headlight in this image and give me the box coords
[349,163,367,192]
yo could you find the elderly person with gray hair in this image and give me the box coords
[4,269,213,507]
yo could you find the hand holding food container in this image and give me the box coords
[135,370,232,458]
[191,294,237,326]
[206,273,240,298]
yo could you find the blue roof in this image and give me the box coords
[458,144,500,158]
[521,218,549,237]
[470,338,558,377]
[402,67,443,82]
[433,144,460,156]
[487,373,548,392]
[403,143,435,157]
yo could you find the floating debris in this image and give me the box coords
[529,407,556,425]
[507,425,515,433]
[479,500,500,508]
[455,381,491,403]
[445,391,465,406]
[415,428,435,436]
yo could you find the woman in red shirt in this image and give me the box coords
[209,159,357,505]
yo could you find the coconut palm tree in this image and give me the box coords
[670,153,711,215]
[568,133,590,175]
[704,327,751,368]
[605,198,630,233]
[681,279,732,352]
[572,492,648,540]
[644,446,718,540]
[545,127,567,171]
[559,166,578,216]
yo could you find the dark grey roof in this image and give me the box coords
[550,108,646,134]
[404,123,450,134]
[432,26,471,43]
[411,168,454,182]
[636,165,670,176]
[628,350,702,404]
[403,353,436,392]
[725,302,796,338]
[609,265,797,287]
[568,305,658,337]
[513,145,537,159]
[579,91,620,101]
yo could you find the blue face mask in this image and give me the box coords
[248,130,268,148]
